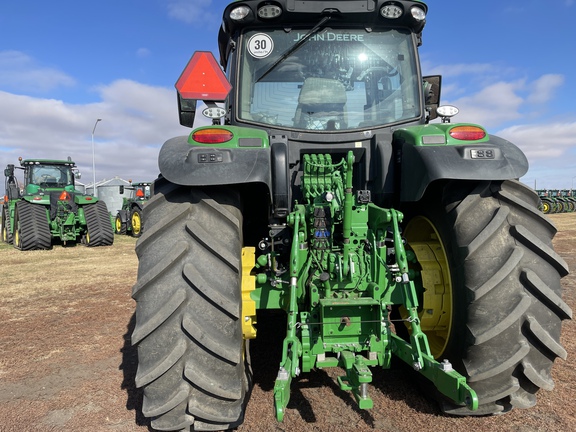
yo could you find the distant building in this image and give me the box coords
[86,177,132,214]
[75,181,86,194]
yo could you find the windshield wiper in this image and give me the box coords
[256,15,332,83]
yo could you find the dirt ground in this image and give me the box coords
[1,214,575,432]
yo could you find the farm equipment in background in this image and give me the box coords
[115,182,151,237]
[2,157,114,250]
[558,190,576,212]
[537,189,576,213]
[131,1,572,431]
[537,189,555,214]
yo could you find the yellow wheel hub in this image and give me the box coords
[403,216,453,358]
[131,212,141,234]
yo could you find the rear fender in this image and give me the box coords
[395,124,528,202]
[116,209,128,224]
[130,202,144,212]
[158,127,274,203]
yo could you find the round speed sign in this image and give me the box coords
[247,33,274,58]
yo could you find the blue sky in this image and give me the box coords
[1,0,575,193]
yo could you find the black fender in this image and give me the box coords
[158,135,273,201]
[397,134,528,202]
[130,202,144,213]
[116,209,128,224]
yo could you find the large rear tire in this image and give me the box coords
[130,207,143,237]
[403,180,571,415]
[540,199,552,214]
[115,213,127,235]
[132,179,251,431]
[13,201,51,251]
[83,201,114,247]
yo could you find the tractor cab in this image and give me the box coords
[133,182,151,200]
[219,1,433,131]
[27,163,74,190]
[19,158,80,195]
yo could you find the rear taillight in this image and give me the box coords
[449,126,486,141]
[192,128,234,144]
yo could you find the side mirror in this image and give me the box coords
[178,93,197,128]
[74,171,82,180]
[4,164,14,177]
[423,75,442,121]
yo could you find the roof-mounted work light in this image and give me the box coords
[258,4,282,19]
[411,6,426,21]
[380,3,403,19]
[437,105,459,123]
[202,104,227,119]
[230,5,251,20]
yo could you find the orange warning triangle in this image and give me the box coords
[175,51,231,101]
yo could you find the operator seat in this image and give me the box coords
[294,77,347,130]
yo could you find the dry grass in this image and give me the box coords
[0,235,137,299]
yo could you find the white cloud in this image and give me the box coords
[496,121,576,189]
[166,0,218,25]
[435,72,566,130]
[0,50,76,92]
[421,60,519,101]
[496,122,576,160]
[443,80,525,127]
[0,80,194,189]
[527,74,564,104]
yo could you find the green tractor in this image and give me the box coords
[560,189,576,212]
[131,1,572,430]
[536,189,554,214]
[548,189,568,213]
[115,182,152,237]
[2,157,114,250]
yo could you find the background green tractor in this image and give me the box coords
[2,157,114,250]
[536,189,554,214]
[131,1,571,431]
[115,182,151,237]
[547,189,570,213]
[560,189,576,212]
